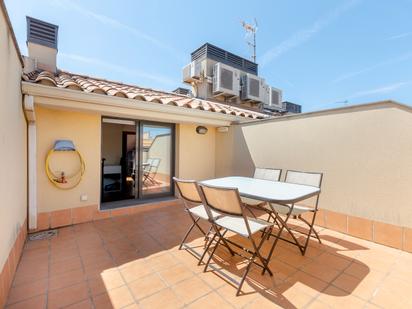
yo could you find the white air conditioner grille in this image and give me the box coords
[271,89,281,106]
[220,68,233,90]
[249,78,260,98]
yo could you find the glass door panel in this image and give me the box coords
[140,123,173,197]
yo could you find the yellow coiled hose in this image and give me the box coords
[45,148,85,190]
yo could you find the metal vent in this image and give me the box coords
[27,16,58,49]
[220,68,233,90]
[271,89,281,106]
[191,43,258,75]
[249,78,260,97]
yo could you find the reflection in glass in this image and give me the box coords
[141,124,172,196]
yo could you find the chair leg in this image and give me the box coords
[298,213,322,244]
[179,212,206,250]
[236,255,255,296]
[204,234,223,272]
[214,227,235,257]
[204,225,213,242]
[274,211,305,255]
[251,227,274,276]
[198,232,218,265]
[179,217,200,250]
[299,212,321,256]
[237,227,274,296]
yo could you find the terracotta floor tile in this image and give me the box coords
[49,268,86,291]
[6,206,412,308]
[128,273,166,300]
[92,292,114,309]
[370,275,412,308]
[139,288,185,309]
[216,284,258,307]
[280,283,315,308]
[197,271,228,289]
[87,277,109,296]
[300,261,341,283]
[50,257,83,277]
[65,298,94,309]
[100,269,125,290]
[12,265,48,286]
[244,295,285,309]
[145,252,179,272]
[105,286,135,308]
[285,271,328,296]
[343,261,370,279]
[187,291,233,308]
[315,252,352,270]
[5,294,46,309]
[305,299,331,309]
[47,282,89,309]
[119,259,153,283]
[7,279,47,305]
[317,286,366,308]
[158,263,193,285]
[172,276,212,304]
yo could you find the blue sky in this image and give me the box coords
[5,0,412,112]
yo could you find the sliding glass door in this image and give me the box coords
[101,118,174,205]
[140,122,174,198]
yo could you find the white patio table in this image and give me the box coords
[200,176,321,260]
[201,176,320,204]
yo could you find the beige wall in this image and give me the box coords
[176,124,216,180]
[35,111,217,213]
[216,105,412,228]
[0,10,27,270]
[36,106,101,212]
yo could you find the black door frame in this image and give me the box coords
[100,117,175,206]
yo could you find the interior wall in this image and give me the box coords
[176,124,216,180]
[216,105,412,228]
[101,122,135,166]
[36,106,101,212]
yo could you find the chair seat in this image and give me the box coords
[214,215,274,237]
[263,203,314,216]
[188,205,221,220]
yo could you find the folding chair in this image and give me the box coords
[173,178,235,264]
[242,167,282,217]
[265,170,323,259]
[198,183,276,296]
[143,158,161,185]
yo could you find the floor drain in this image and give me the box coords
[29,229,58,241]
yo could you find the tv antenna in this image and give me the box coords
[241,18,257,63]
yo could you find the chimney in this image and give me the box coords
[24,16,58,73]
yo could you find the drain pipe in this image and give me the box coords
[24,95,37,230]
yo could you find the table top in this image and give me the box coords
[200,176,320,204]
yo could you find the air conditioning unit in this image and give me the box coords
[212,62,240,97]
[182,61,202,83]
[240,73,265,102]
[261,83,270,106]
[268,87,283,109]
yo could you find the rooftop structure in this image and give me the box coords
[183,43,284,113]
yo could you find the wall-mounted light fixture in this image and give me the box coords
[217,126,229,133]
[196,126,208,135]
